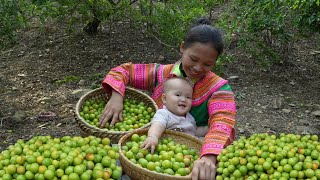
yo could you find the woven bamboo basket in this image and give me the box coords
[75,87,158,144]
[118,128,204,180]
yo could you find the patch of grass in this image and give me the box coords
[89,73,104,89]
[90,83,100,89]
[89,73,104,81]
[212,54,234,76]
[55,75,80,85]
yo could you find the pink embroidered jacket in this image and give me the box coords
[102,62,236,156]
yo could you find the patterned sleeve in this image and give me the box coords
[102,62,158,96]
[201,84,237,157]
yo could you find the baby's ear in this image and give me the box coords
[161,94,166,104]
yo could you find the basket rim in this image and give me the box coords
[118,129,203,180]
[75,87,159,135]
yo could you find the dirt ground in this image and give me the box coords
[0,19,319,152]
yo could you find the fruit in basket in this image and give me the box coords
[80,98,156,131]
[216,133,320,179]
[0,136,122,179]
[122,134,200,176]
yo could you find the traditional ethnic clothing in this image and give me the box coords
[102,61,236,156]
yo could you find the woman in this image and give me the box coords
[99,17,236,180]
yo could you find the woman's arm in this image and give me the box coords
[102,62,159,96]
[99,63,159,127]
[191,84,236,180]
[201,84,236,156]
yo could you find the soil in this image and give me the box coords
[0,19,320,152]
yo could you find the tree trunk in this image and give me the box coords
[83,0,101,34]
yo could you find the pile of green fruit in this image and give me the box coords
[121,134,200,176]
[80,98,155,132]
[216,133,320,180]
[0,136,122,180]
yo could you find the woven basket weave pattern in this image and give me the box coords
[118,129,203,180]
[75,87,158,144]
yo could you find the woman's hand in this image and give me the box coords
[140,135,158,154]
[190,154,217,180]
[99,90,123,127]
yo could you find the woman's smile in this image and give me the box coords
[180,42,218,79]
[190,68,200,76]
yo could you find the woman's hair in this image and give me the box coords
[183,17,224,56]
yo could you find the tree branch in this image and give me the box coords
[130,0,138,5]
[107,0,116,5]
[147,32,176,48]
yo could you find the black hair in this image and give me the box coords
[184,17,224,56]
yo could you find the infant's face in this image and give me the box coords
[163,80,193,116]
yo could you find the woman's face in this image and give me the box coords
[180,42,218,79]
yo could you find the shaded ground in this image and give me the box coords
[0,19,319,151]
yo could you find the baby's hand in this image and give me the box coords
[140,135,158,154]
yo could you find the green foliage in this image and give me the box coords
[0,0,29,48]
[2,0,317,73]
[0,0,120,48]
[29,0,115,33]
[0,0,235,72]
[128,0,224,47]
[236,0,290,55]
[89,73,104,89]
[89,73,104,81]
[289,0,320,33]
[203,0,226,19]
[217,0,319,67]
[90,83,101,89]
[149,1,206,46]
[212,54,234,76]
[1,0,226,51]
[55,75,80,85]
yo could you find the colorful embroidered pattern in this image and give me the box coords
[192,74,228,106]
[129,63,157,91]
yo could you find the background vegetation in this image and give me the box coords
[1,0,319,68]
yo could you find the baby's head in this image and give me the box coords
[162,77,193,116]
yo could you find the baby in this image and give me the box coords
[141,77,207,153]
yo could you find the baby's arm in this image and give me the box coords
[140,122,166,153]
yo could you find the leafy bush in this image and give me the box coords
[212,54,234,76]
[0,0,121,49]
[148,0,207,46]
[216,0,319,67]
[289,0,320,33]
[0,0,29,48]
[1,0,226,49]
[127,0,224,47]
